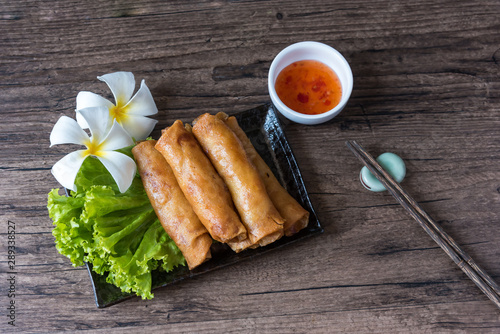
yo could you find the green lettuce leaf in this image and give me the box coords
[48,189,88,267]
[47,146,186,299]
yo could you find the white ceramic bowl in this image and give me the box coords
[268,41,353,125]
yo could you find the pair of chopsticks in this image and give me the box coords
[346,140,500,310]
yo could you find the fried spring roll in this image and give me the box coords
[218,113,310,236]
[132,140,212,270]
[192,114,284,251]
[155,120,247,244]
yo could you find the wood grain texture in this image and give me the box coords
[1,0,500,332]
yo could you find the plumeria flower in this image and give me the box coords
[50,106,136,193]
[76,71,158,141]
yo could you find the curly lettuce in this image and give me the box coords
[47,146,186,299]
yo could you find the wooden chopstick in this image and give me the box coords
[346,140,500,310]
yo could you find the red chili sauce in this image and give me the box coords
[275,60,342,115]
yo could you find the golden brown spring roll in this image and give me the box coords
[155,120,247,244]
[192,114,284,250]
[219,113,310,236]
[132,140,212,270]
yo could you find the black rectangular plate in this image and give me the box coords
[87,103,323,308]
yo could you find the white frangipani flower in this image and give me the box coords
[76,71,158,141]
[50,106,136,193]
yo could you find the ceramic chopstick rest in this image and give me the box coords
[359,152,406,192]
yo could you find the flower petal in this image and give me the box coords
[100,120,134,151]
[50,116,89,147]
[77,106,111,144]
[97,151,136,193]
[76,91,114,128]
[120,115,158,141]
[98,72,135,107]
[51,150,88,191]
[124,80,158,116]
[76,91,115,110]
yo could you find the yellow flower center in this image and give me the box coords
[110,98,129,124]
[84,139,103,157]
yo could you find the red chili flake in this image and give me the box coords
[324,100,331,106]
[312,79,326,92]
[297,93,309,103]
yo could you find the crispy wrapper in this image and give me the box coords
[219,113,310,236]
[192,114,284,251]
[132,140,212,270]
[155,120,247,244]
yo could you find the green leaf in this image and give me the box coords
[47,145,186,299]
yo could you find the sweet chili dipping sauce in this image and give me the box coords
[275,60,342,115]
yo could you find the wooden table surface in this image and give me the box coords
[2,0,500,332]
